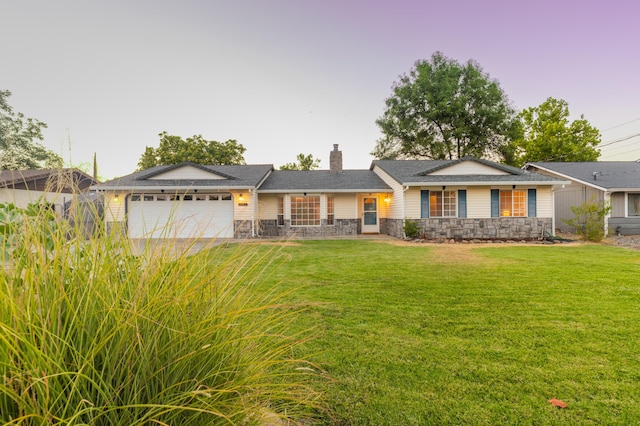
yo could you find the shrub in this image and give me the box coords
[563,197,612,242]
[403,220,420,238]
[0,202,322,424]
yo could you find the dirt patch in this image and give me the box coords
[249,241,303,247]
[428,244,487,264]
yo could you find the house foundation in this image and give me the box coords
[383,218,553,240]
[259,219,360,238]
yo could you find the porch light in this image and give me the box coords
[238,194,244,202]
[384,196,390,204]
[113,194,119,202]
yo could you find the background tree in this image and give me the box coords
[0,90,63,169]
[508,97,601,166]
[373,52,519,161]
[138,132,246,169]
[279,153,321,170]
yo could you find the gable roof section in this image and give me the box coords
[94,162,274,191]
[258,170,392,193]
[373,157,566,186]
[526,162,640,191]
[0,169,98,192]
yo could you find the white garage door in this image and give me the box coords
[128,193,234,239]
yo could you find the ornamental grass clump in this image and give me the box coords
[0,201,322,424]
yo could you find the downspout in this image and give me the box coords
[604,191,611,237]
[551,187,556,237]
[402,185,409,237]
[251,188,257,237]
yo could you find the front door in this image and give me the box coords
[362,196,379,233]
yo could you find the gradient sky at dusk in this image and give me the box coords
[2,0,639,179]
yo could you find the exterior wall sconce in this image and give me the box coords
[238,194,244,202]
[113,194,119,202]
[384,196,390,204]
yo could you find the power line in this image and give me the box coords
[601,117,640,132]
[599,132,640,148]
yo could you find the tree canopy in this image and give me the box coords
[372,52,519,161]
[137,132,246,170]
[279,153,321,170]
[0,90,63,169]
[508,97,601,166]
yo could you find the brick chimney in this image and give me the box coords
[329,144,342,173]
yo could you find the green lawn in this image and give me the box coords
[220,240,640,425]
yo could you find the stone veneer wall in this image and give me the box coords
[383,218,553,240]
[234,220,253,239]
[259,219,360,238]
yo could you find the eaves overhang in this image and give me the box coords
[523,163,607,191]
[257,188,394,194]
[92,185,256,192]
[401,180,571,187]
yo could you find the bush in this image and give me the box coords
[0,202,322,424]
[403,220,420,238]
[563,197,612,242]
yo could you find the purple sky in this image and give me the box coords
[2,0,639,178]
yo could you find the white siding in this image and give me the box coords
[536,187,553,217]
[334,193,357,219]
[372,166,404,219]
[466,187,490,218]
[404,188,422,219]
[231,191,252,221]
[430,161,509,175]
[149,166,227,180]
[258,194,278,220]
[0,188,68,213]
[105,193,126,223]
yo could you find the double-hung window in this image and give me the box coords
[629,194,640,216]
[429,190,457,217]
[327,196,335,225]
[500,190,526,217]
[277,197,285,226]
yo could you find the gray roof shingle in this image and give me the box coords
[373,157,564,185]
[258,170,392,192]
[94,162,274,190]
[529,162,640,190]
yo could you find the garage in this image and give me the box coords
[128,193,234,239]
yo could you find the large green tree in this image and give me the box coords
[137,132,246,170]
[0,90,63,169]
[373,52,519,161]
[509,97,601,166]
[279,153,321,170]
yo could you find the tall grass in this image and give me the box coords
[0,201,322,424]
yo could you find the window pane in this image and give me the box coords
[512,190,526,217]
[442,191,456,217]
[430,192,442,217]
[327,196,335,225]
[429,191,456,217]
[630,194,640,216]
[277,197,285,226]
[291,196,320,226]
[500,191,512,216]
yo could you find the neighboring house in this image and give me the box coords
[524,162,640,235]
[372,157,568,240]
[93,146,568,240]
[0,168,97,213]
